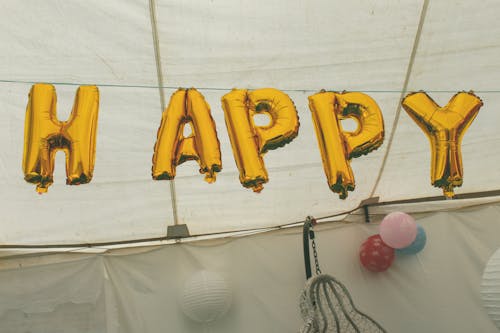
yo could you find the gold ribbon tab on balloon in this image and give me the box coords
[23,83,100,193]
[308,91,384,199]
[221,88,300,192]
[402,91,483,198]
[152,88,222,183]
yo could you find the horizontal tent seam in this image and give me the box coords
[0,189,498,250]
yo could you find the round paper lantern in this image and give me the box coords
[180,270,232,324]
[379,212,417,249]
[481,247,500,329]
[359,235,395,272]
[397,225,427,255]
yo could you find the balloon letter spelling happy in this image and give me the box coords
[308,91,384,199]
[152,88,222,183]
[23,83,99,193]
[402,91,483,197]
[221,88,299,192]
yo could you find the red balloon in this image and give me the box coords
[359,235,395,272]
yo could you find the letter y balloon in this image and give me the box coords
[402,91,483,198]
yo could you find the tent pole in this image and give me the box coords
[148,0,188,238]
[368,0,430,198]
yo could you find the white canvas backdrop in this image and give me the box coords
[1,0,500,245]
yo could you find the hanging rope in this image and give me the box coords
[369,0,430,198]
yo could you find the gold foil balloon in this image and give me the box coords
[152,88,222,183]
[402,91,483,198]
[23,83,100,194]
[221,88,299,192]
[308,91,384,199]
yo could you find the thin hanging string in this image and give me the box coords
[2,78,499,94]
[148,0,179,226]
[369,0,430,198]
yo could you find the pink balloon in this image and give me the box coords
[379,212,417,249]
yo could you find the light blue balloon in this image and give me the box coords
[396,225,426,255]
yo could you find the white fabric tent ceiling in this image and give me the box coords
[1,0,500,246]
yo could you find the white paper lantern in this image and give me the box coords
[181,270,232,324]
[481,247,500,329]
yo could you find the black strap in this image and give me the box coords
[303,216,314,279]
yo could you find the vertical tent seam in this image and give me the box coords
[148,0,180,226]
[369,0,430,198]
